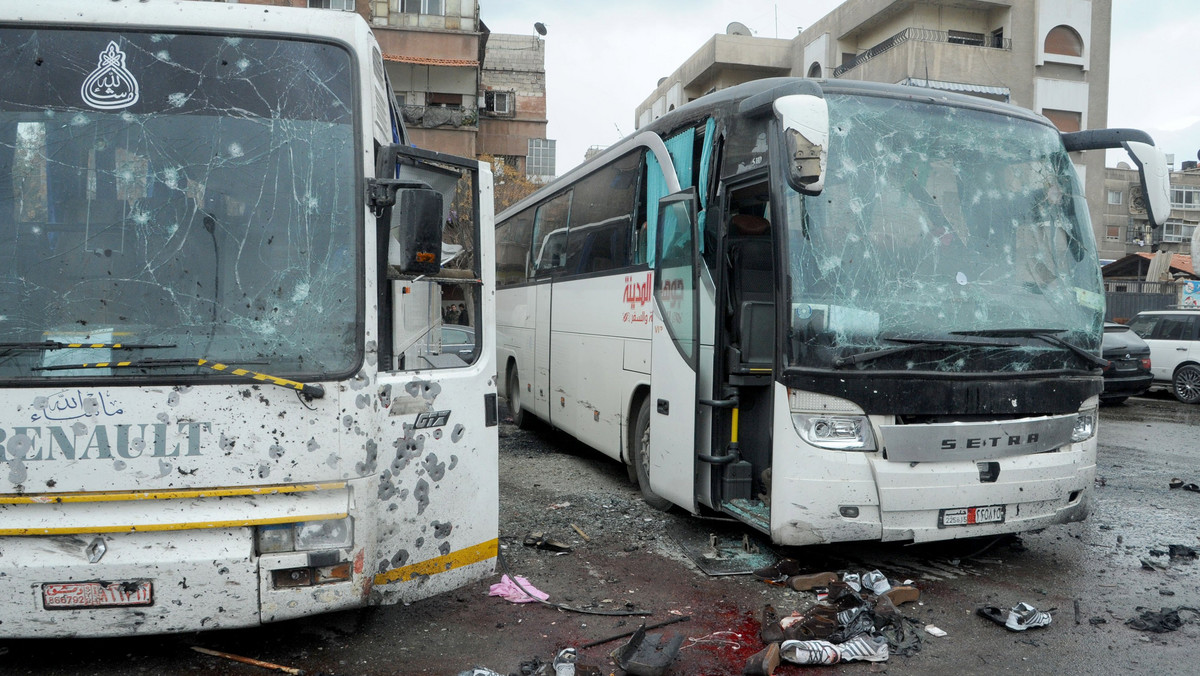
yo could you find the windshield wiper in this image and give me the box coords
[0,341,175,354]
[950,328,1107,368]
[833,335,1018,368]
[35,357,325,398]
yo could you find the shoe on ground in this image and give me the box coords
[883,584,920,605]
[841,572,861,592]
[742,642,781,676]
[779,639,840,665]
[1005,602,1052,631]
[835,634,889,662]
[753,558,802,581]
[759,604,784,643]
[787,570,838,591]
[861,570,891,595]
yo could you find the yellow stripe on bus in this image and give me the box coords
[0,482,347,504]
[0,512,349,536]
[373,538,499,586]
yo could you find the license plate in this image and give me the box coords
[42,581,152,610]
[938,505,1005,528]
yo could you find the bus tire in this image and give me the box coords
[507,365,534,429]
[632,398,673,511]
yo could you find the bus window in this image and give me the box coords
[563,151,640,275]
[531,190,572,276]
[497,206,535,284]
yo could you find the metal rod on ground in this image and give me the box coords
[192,647,305,675]
[577,615,693,650]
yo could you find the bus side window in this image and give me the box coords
[497,207,535,284]
[563,150,640,275]
[531,190,572,276]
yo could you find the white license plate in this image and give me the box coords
[938,505,1005,528]
[42,581,153,610]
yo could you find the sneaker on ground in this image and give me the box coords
[779,639,840,665]
[835,634,889,662]
[841,573,861,592]
[1005,602,1052,631]
[861,570,891,595]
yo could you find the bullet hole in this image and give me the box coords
[414,479,430,515]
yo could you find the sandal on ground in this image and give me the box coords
[1169,478,1184,489]
[977,605,1008,628]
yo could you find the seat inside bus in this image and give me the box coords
[726,214,774,374]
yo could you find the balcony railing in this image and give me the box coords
[401,105,478,130]
[834,27,1012,78]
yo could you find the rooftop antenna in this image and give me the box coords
[534,22,547,36]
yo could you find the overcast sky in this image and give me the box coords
[480,0,1200,176]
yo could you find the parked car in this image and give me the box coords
[440,325,476,362]
[1099,322,1153,404]
[1127,309,1200,404]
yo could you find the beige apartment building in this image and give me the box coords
[1105,163,1200,260]
[636,0,1120,259]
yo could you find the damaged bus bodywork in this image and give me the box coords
[495,78,1168,547]
[0,1,498,637]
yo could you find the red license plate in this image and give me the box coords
[938,505,1005,528]
[42,581,153,609]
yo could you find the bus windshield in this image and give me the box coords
[0,29,359,383]
[784,93,1104,373]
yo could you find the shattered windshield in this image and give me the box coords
[785,94,1103,373]
[0,29,358,383]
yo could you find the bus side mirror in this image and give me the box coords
[390,188,444,275]
[774,94,829,195]
[1122,141,1171,228]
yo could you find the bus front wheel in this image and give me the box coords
[507,366,534,429]
[632,398,673,511]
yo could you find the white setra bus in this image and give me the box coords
[496,78,1169,547]
[0,1,498,637]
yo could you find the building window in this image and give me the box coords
[485,91,511,115]
[807,62,822,78]
[1170,186,1200,209]
[1161,219,1198,243]
[309,0,355,9]
[989,28,1004,49]
[1042,108,1081,133]
[527,138,556,181]
[1044,25,1083,57]
[402,0,443,14]
[947,30,985,46]
[427,92,463,107]
[395,92,407,107]
[1105,226,1120,241]
[1107,189,1123,205]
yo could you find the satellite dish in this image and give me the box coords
[534,22,547,36]
[1116,161,1131,170]
[657,77,667,86]
[726,21,752,36]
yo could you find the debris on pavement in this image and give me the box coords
[977,602,1053,631]
[1125,606,1200,633]
[488,574,550,603]
[923,624,947,637]
[523,532,573,553]
[191,647,304,675]
[611,623,685,676]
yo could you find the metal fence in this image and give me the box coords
[1104,280,1176,322]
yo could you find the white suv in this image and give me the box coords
[1127,309,1200,404]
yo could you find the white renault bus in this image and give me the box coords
[0,0,498,637]
[495,78,1169,546]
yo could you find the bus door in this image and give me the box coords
[648,188,700,511]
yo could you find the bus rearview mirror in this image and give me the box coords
[773,94,829,194]
[1121,141,1171,228]
[390,188,445,275]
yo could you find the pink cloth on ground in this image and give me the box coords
[488,574,549,603]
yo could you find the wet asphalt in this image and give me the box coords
[3,388,1199,675]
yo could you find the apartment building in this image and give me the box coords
[225,0,553,177]
[1106,162,1200,258]
[635,0,1117,259]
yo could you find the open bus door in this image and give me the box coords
[647,188,701,511]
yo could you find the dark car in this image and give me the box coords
[1100,322,1153,404]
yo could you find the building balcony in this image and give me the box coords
[402,104,478,130]
[834,27,1011,78]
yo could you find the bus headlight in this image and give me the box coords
[1071,408,1097,442]
[257,517,354,554]
[793,414,876,451]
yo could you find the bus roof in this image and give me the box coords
[499,77,1054,223]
